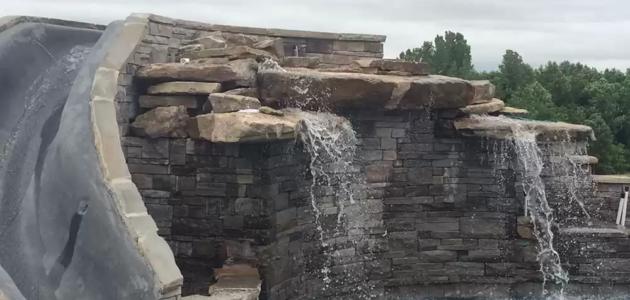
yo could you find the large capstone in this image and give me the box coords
[208,93,261,113]
[136,59,257,86]
[258,68,474,110]
[470,80,496,103]
[187,111,299,143]
[459,98,505,115]
[131,106,190,138]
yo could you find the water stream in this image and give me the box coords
[476,116,570,298]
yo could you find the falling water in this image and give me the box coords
[476,116,570,297]
[293,109,381,299]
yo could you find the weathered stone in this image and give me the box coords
[138,95,199,109]
[147,81,222,95]
[418,250,457,262]
[470,80,495,103]
[179,43,204,53]
[185,34,226,49]
[281,56,321,68]
[191,57,230,65]
[354,58,429,75]
[187,111,299,143]
[259,106,284,116]
[454,116,594,141]
[500,106,528,115]
[459,98,505,115]
[209,93,261,113]
[252,37,284,57]
[183,45,277,61]
[258,68,474,110]
[131,106,189,138]
[224,87,259,98]
[136,59,257,86]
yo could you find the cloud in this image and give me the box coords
[4,0,630,71]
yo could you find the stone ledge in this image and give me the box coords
[89,13,183,299]
[593,175,630,184]
[560,226,629,238]
[258,68,474,110]
[454,116,594,141]
[145,13,386,42]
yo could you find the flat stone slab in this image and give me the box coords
[131,106,189,138]
[187,111,300,143]
[592,175,630,184]
[136,59,257,86]
[209,93,261,113]
[454,115,594,141]
[147,81,222,95]
[139,95,199,109]
[353,58,429,75]
[258,68,474,110]
[560,226,629,238]
[470,80,495,103]
[182,45,277,61]
[500,106,528,115]
[459,98,505,115]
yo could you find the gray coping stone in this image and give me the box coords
[147,13,386,42]
[0,15,105,32]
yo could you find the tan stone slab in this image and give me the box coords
[209,93,261,113]
[500,106,529,115]
[131,106,190,138]
[258,68,473,110]
[470,80,496,103]
[139,95,199,109]
[188,111,299,143]
[459,98,505,115]
[592,175,630,184]
[147,82,222,95]
[182,46,277,60]
[454,115,594,141]
[136,59,257,86]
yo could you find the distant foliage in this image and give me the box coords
[399,31,474,78]
[400,34,630,174]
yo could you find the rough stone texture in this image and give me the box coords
[459,98,505,115]
[258,68,474,110]
[208,93,261,113]
[258,106,284,116]
[354,58,429,75]
[182,45,277,61]
[470,80,496,103]
[136,59,257,87]
[131,106,190,138]
[500,106,528,115]
[147,81,222,95]
[139,95,200,109]
[116,13,630,300]
[187,111,298,143]
[223,88,258,98]
[454,116,594,141]
[280,56,321,68]
[184,35,226,49]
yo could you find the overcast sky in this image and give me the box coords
[4,0,630,71]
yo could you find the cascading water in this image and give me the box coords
[475,116,570,298]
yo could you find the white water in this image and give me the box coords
[476,116,570,297]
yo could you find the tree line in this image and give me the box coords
[400,31,630,174]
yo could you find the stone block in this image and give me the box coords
[147,81,222,95]
[208,93,261,113]
[131,106,189,138]
[139,95,199,109]
[418,250,457,262]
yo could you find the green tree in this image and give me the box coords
[509,81,565,121]
[399,31,474,78]
[498,50,534,100]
